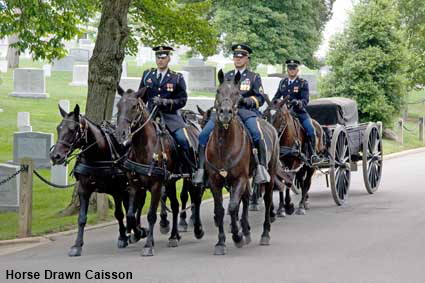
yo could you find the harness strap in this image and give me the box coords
[123,159,169,178]
[73,162,126,177]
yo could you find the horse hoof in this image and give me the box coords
[295,208,306,215]
[260,236,270,246]
[214,245,226,255]
[194,228,205,239]
[270,216,276,223]
[168,238,179,248]
[249,204,260,211]
[244,234,252,245]
[68,246,82,257]
[285,204,295,215]
[304,202,310,210]
[117,237,129,249]
[276,209,286,218]
[160,224,170,235]
[141,247,154,257]
[139,227,149,239]
[130,230,141,244]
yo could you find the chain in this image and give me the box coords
[33,169,76,189]
[403,123,420,132]
[0,165,28,190]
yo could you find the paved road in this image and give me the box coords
[1,151,425,283]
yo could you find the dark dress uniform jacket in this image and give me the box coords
[273,77,309,115]
[224,69,265,121]
[138,68,187,132]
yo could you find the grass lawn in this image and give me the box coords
[0,57,423,240]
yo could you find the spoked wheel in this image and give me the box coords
[362,123,383,194]
[329,125,351,206]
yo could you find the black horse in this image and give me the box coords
[50,104,146,257]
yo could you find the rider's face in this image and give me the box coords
[156,55,170,70]
[233,55,249,69]
[287,66,299,79]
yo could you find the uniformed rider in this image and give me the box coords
[193,44,270,186]
[272,59,319,164]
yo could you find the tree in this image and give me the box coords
[0,0,218,215]
[320,0,408,126]
[212,0,334,70]
[398,0,425,88]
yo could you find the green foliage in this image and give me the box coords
[0,0,99,61]
[398,0,425,88]
[130,0,219,56]
[0,0,218,61]
[320,0,408,126]
[213,0,334,69]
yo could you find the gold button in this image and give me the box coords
[158,88,161,91]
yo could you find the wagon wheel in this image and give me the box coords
[362,123,383,194]
[329,125,351,206]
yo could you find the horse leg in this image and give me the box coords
[302,168,315,211]
[260,182,273,246]
[166,181,181,247]
[187,180,204,239]
[212,186,226,255]
[249,182,260,211]
[229,180,246,248]
[68,186,92,257]
[142,183,162,257]
[112,193,128,249]
[296,169,308,215]
[240,188,251,245]
[125,185,137,241]
[159,188,170,235]
[131,189,148,243]
[284,186,295,215]
[276,191,286,217]
[178,182,189,232]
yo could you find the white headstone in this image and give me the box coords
[183,58,216,92]
[122,61,128,78]
[0,109,3,113]
[136,46,155,66]
[59,100,70,112]
[52,55,76,71]
[0,163,20,212]
[179,71,191,94]
[262,77,282,97]
[69,48,90,62]
[69,65,89,86]
[42,64,51,77]
[0,60,7,73]
[13,132,54,168]
[51,164,68,186]
[119,77,140,91]
[17,112,32,132]
[184,97,215,112]
[78,39,91,46]
[9,68,49,98]
[302,74,318,96]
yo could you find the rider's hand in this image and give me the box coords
[152,96,162,106]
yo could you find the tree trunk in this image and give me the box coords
[61,0,130,216]
[7,34,20,68]
[86,0,130,123]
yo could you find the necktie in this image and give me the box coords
[157,73,162,84]
[289,80,293,85]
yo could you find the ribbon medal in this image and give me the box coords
[294,86,299,93]
[166,83,174,92]
[240,79,251,91]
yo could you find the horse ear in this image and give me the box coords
[234,71,241,86]
[74,104,80,117]
[281,95,290,105]
[117,84,125,96]
[197,105,205,116]
[58,104,68,118]
[218,69,224,85]
[135,87,147,99]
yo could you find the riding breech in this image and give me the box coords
[297,113,315,139]
[198,114,263,147]
[171,127,190,151]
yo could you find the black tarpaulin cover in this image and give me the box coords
[306,97,358,126]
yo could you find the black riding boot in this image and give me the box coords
[307,135,320,164]
[254,139,271,184]
[192,145,206,186]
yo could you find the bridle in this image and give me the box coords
[119,97,158,146]
[56,117,88,155]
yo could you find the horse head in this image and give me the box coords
[115,85,148,145]
[215,69,241,129]
[50,104,86,165]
